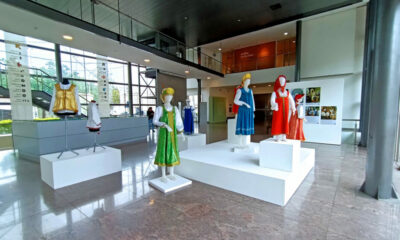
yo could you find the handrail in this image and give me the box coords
[26,0,226,74]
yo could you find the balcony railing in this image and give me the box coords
[28,0,226,74]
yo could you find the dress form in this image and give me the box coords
[234,78,255,147]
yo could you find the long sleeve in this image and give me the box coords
[175,106,184,132]
[270,92,278,110]
[298,105,305,119]
[153,106,165,127]
[251,90,255,112]
[288,92,296,113]
[75,87,81,115]
[234,89,245,106]
[49,87,56,113]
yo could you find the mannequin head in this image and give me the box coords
[161,87,174,104]
[241,73,251,87]
[274,75,287,92]
[294,94,304,105]
[186,99,191,106]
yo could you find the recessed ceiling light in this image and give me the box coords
[293,40,296,43]
[284,32,288,36]
[218,48,222,51]
[268,84,272,87]
[185,70,190,74]
[207,76,211,80]
[144,59,150,63]
[237,19,241,22]
[62,35,73,41]
[184,16,188,20]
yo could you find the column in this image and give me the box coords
[294,21,302,82]
[197,78,201,123]
[55,44,62,82]
[127,62,133,116]
[361,0,400,199]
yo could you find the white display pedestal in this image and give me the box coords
[178,133,206,151]
[259,138,300,172]
[227,118,251,145]
[149,175,192,193]
[176,141,315,206]
[40,146,121,189]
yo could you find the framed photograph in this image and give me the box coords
[321,106,337,125]
[305,106,320,124]
[306,87,321,105]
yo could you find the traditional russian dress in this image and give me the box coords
[271,89,295,136]
[49,82,81,115]
[235,88,255,135]
[183,105,194,134]
[288,103,306,141]
[153,106,184,166]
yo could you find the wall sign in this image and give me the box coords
[4,32,33,120]
[96,56,110,117]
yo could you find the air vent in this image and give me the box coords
[270,3,282,11]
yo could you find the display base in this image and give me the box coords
[259,138,300,172]
[178,133,206,151]
[40,146,121,189]
[149,175,192,193]
[233,144,258,154]
[176,141,315,206]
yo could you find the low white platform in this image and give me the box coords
[259,138,300,172]
[176,141,315,206]
[40,146,122,189]
[149,175,192,193]
[178,133,206,151]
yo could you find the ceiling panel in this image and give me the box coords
[99,0,361,47]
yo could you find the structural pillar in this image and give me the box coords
[294,21,302,82]
[361,0,400,199]
[54,44,62,82]
[197,78,201,123]
[127,62,133,116]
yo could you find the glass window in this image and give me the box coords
[108,62,126,84]
[109,84,128,105]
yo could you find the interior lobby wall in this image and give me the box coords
[300,7,366,144]
[157,72,187,106]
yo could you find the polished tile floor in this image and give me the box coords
[0,124,399,240]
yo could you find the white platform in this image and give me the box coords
[176,141,315,206]
[259,138,300,172]
[149,175,192,193]
[178,133,206,151]
[40,146,122,189]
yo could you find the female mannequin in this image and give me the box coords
[183,99,195,135]
[234,73,255,147]
[153,88,185,182]
[287,94,306,141]
[270,75,296,141]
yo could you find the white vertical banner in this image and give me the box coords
[4,32,33,120]
[96,56,110,117]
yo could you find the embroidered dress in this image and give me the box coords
[235,88,254,135]
[288,104,306,141]
[271,90,290,136]
[154,106,181,167]
[183,106,194,134]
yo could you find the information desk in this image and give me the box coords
[12,116,148,162]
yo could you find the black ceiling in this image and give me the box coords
[101,0,361,47]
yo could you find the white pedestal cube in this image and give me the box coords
[149,175,192,193]
[178,133,206,151]
[259,138,300,172]
[40,146,122,189]
[228,118,250,145]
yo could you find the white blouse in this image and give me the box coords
[49,83,81,115]
[86,102,101,129]
[153,105,184,132]
[270,89,296,113]
[297,105,305,119]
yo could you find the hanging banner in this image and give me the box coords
[4,32,33,120]
[96,56,110,117]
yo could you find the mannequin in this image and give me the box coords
[287,94,306,141]
[49,78,81,116]
[270,75,296,142]
[183,99,195,135]
[234,73,255,147]
[153,88,185,183]
[86,100,101,131]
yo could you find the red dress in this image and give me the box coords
[288,106,305,141]
[271,90,290,136]
[232,86,242,114]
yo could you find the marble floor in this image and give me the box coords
[0,124,399,240]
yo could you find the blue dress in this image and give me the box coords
[183,106,194,134]
[235,88,254,135]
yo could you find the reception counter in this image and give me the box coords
[12,117,148,162]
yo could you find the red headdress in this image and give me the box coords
[294,94,304,106]
[274,75,287,92]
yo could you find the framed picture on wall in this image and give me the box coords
[321,106,337,125]
[305,106,320,124]
[306,87,320,105]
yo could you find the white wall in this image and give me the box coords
[300,7,366,144]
